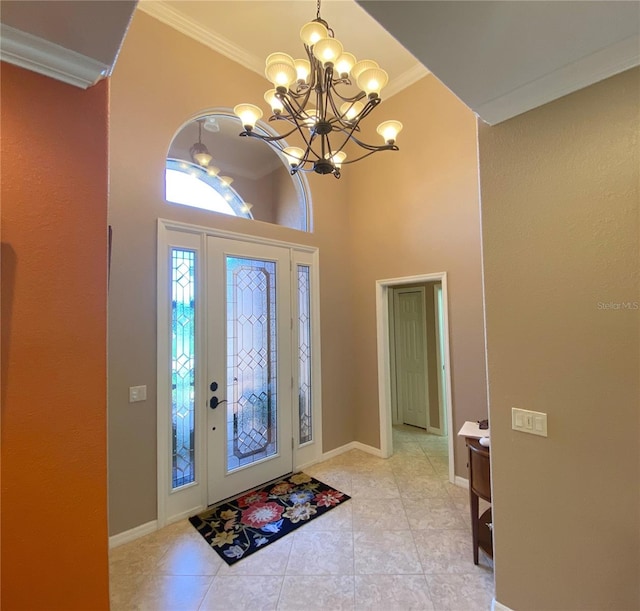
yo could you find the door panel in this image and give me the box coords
[206,237,293,505]
[394,289,429,429]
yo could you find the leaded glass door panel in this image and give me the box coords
[206,237,293,505]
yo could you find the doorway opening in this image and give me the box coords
[375,273,454,482]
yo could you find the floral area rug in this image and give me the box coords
[189,472,350,565]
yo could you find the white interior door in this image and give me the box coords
[206,237,293,505]
[393,288,429,429]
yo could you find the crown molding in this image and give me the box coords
[475,33,640,125]
[136,1,263,76]
[137,1,426,99]
[0,24,110,89]
[385,63,430,99]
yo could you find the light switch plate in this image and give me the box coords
[512,407,547,437]
[129,385,147,403]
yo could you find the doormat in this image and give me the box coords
[189,472,350,565]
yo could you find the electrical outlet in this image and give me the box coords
[129,385,147,403]
[512,407,547,437]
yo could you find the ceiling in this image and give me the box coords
[1,0,638,124]
[136,0,428,98]
[358,0,640,124]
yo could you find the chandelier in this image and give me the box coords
[233,0,402,179]
[189,118,234,183]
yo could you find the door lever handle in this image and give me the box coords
[209,396,227,409]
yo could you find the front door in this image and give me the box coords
[206,237,293,504]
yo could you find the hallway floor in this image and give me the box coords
[110,425,494,610]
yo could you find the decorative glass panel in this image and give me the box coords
[171,249,196,489]
[297,265,312,444]
[226,257,277,471]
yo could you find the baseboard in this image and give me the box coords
[321,440,385,461]
[167,505,205,525]
[455,475,469,489]
[492,599,514,611]
[427,426,444,436]
[109,520,158,549]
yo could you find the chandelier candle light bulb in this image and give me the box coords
[283,146,305,168]
[335,53,356,77]
[300,21,328,46]
[294,59,311,82]
[233,0,401,178]
[340,101,364,121]
[264,90,284,114]
[312,37,343,65]
[265,62,297,89]
[377,120,403,144]
[233,104,263,130]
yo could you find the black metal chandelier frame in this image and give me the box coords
[238,5,399,179]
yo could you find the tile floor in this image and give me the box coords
[110,425,494,610]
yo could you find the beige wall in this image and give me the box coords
[479,68,640,609]
[348,75,487,476]
[109,12,488,535]
[108,12,354,534]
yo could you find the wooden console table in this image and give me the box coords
[466,437,492,564]
[458,421,492,565]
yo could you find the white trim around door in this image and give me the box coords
[375,272,455,483]
[156,219,323,528]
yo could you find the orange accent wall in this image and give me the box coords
[1,63,109,610]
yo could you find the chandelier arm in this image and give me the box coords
[239,126,300,143]
[344,130,400,153]
[338,145,399,165]
[278,89,313,120]
[327,87,368,105]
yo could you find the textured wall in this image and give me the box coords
[108,12,354,535]
[347,75,487,476]
[479,67,640,609]
[1,63,109,609]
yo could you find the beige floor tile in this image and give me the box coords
[402,497,467,530]
[156,533,223,576]
[109,535,171,576]
[426,572,495,611]
[303,469,353,496]
[427,455,450,475]
[278,575,355,610]
[393,441,428,456]
[353,530,422,575]
[199,575,283,610]
[445,481,470,501]
[286,530,354,575]
[395,474,450,499]
[387,453,437,476]
[413,529,492,574]
[355,574,435,610]
[109,425,494,609]
[351,473,400,499]
[301,500,353,532]
[402,497,468,530]
[112,574,213,611]
[351,497,409,531]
